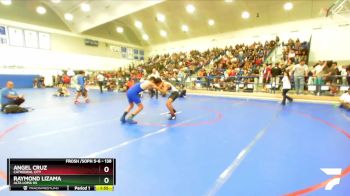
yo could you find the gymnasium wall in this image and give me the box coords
[0,46,133,72]
[309,25,350,64]
[146,17,350,65]
[0,74,38,88]
[0,18,142,72]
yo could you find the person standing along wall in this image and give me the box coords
[293,60,307,95]
[97,73,105,94]
[271,63,282,93]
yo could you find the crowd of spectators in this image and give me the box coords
[185,38,350,96]
[282,38,309,63]
[81,38,279,92]
[47,37,350,96]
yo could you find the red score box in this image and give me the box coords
[27,164,114,175]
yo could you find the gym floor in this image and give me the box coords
[0,88,349,196]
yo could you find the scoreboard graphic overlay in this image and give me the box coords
[7,158,116,191]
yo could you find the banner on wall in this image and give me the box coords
[139,50,144,60]
[38,32,51,50]
[133,49,139,60]
[84,39,99,47]
[8,27,24,47]
[1,25,51,50]
[110,45,121,58]
[24,30,38,48]
[110,45,121,53]
[127,47,133,59]
[0,25,8,45]
[112,46,144,60]
[121,47,127,59]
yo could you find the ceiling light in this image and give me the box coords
[36,6,47,15]
[64,13,74,21]
[142,34,149,40]
[135,20,142,29]
[284,2,293,11]
[81,3,91,12]
[116,27,124,33]
[208,19,215,26]
[160,30,167,37]
[181,25,189,32]
[224,0,233,3]
[1,0,12,5]
[241,11,250,19]
[186,4,195,13]
[51,0,61,3]
[156,13,165,22]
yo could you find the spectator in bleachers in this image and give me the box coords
[149,68,160,79]
[288,50,296,60]
[298,50,308,63]
[177,68,186,86]
[285,58,295,71]
[87,38,311,94]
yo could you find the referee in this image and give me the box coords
[97,72,105,94]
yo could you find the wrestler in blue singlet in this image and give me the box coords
[126,82,143,104]
[121,78,162,124]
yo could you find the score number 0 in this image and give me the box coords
[104,166,110,184]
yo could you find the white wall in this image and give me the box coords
[146,17,350,64]
[309,26,350,63]
[0,18,142,73]
[0,45,132,72]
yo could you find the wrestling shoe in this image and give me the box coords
[120,116,126,124]
[126,119,137,124]
[168,115,176,120]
